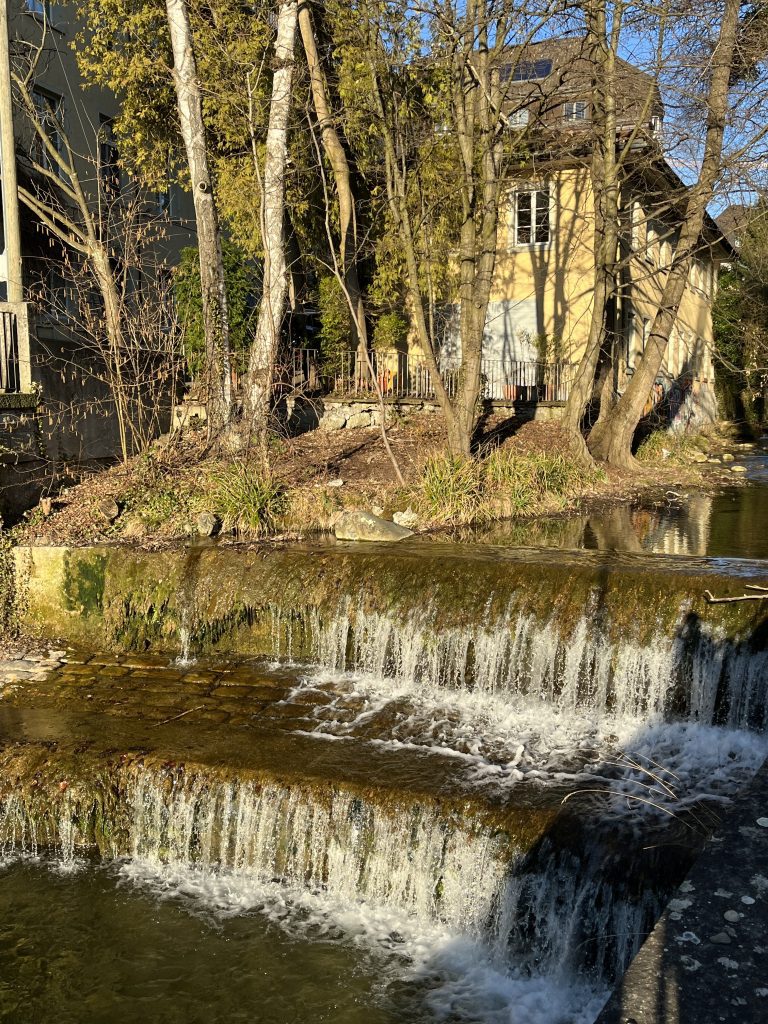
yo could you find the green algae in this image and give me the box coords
[15,543,768,668]
[62,550,106,617]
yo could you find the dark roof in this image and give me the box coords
[498,36,664,129]
[716,204,752,251]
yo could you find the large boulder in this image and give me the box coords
[334,510,414,542]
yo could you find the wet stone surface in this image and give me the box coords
[595,757,768,1024]
[0,650,560,815]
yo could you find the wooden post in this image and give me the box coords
[0,0,22,304]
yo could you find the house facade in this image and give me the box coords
[439,38,727,426]
[0,1,196,517]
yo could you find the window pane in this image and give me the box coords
[516,191,532,243]
[534,190,549,243]
[511,59,552,81]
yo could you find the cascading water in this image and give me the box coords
[268,598,768,727]
[5,523,768,1022]
[0,757,691,1006]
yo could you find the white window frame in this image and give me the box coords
[563,101,588,123]
[510,183,551,248]
[508,108,530,129]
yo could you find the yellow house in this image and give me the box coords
[437,38,729,427]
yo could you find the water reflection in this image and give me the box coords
[469,471,768,560]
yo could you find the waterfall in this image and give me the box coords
[0,758,673,985]
[268,600,768,729]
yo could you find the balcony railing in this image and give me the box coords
[330,349,574,403]
[0,308,20,393]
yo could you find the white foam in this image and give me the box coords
[116,857,609,1024]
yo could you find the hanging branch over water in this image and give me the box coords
[704,584,768,604]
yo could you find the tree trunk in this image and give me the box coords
[587,0,741,467]
[92,249,130,462]
[165,0,232,435]
[298,2,368,363]
[244,0,298,448]
[561,1,619,464]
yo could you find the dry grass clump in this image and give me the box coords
[207,462,287,536]
[417,447,602,525]
[635,430,702,465]
[419,454,488,525]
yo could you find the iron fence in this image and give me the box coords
[274,348,322,392]
[330,349,574,403]
[0,309,20,393]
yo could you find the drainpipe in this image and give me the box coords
[0,0,23,304]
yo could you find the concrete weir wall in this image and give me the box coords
[596,757,768,1024]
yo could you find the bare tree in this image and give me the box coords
[298,0,369,367]
[587,0,744,466]
[352,1,552,457]
[561,0,664,460]
[11,20,183,462]
[165,0,232,435]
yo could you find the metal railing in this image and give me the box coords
[330,349,574,403]
[0,308,20,393]
[275,348,322,392]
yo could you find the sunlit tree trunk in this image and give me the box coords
[165,0,232,435]
[245,0,298,450]
[587,0,741,467]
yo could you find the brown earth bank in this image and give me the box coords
[3,416,759,551]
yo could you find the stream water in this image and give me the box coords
[1,466,767,1023]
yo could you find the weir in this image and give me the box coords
[3,530,768,1022]
[17,543,768,724]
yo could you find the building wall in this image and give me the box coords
[489,164,721,404]
[4,1,196,466]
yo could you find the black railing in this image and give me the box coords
[332,349,574,403]
[0,309,20,393]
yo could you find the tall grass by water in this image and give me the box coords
[419,449,602,525]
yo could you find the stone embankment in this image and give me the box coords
[596,757,768,1024]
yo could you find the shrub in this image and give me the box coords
[419,453,486,524]
[372,311,409,351]
[209,463,286,536]
[317,275,352,376]
[174,240,257,377]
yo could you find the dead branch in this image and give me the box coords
[704,589,768,604]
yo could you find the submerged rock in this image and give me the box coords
[730,465,748,474]
[334,510,414,542]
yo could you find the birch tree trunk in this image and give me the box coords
[245,0,298,447]
[587,0,741,468]
[165,0,232,435]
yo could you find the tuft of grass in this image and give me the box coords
[417,447,603,526]
[636,430,700,465]
[208,462,287,536]
[419,453,486,525]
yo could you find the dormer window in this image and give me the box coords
[650,114,663,136]
[500,58,552,83]
[563,101,588,122]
